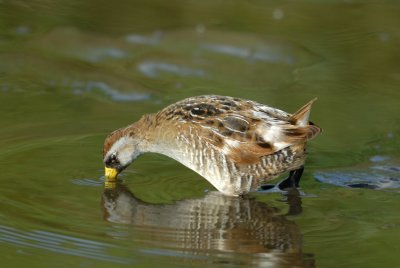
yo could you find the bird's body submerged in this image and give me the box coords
[103,95,321,196]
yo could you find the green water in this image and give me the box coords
[1,1,400,267]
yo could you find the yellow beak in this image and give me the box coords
[104,167,118,181]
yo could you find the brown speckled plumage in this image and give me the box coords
[103,95,321,196]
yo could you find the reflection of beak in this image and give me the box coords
[104,180,116,189]
[105,167,118,181]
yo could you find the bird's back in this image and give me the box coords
[151,95,321,196]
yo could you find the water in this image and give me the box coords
[1,1,400,267]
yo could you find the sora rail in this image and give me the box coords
[103,95,321,196]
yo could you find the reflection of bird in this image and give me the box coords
[102,182,315,267]
[103,95,321,196]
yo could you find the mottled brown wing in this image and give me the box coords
[159,96,273,163]
[159,95,319,164]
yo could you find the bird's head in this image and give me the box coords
[103,128,141,181]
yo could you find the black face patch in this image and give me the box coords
[105,153,120,168]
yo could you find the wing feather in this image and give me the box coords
[161,95,321,164]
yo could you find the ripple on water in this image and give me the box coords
[70,177,104,187]
[125,32,163,46]
[83,47,127,63]
[0,225,129,264]
[62,80,151,102]
[137,61,205,78]
[15,25,31,36]
[201,43,295,64]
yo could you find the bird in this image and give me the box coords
[103,95,321,196]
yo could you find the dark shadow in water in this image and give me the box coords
[283,188,303,216]
[101,181,315,267]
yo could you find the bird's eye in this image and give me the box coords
[105,152,119,167]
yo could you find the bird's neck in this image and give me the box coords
[125,114,175,155]
[139,115,186,161]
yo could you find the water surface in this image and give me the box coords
[1,1,400,267]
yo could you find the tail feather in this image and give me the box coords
[290,98,321,140]
[307,123,322,140]
[290,98,317,126]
